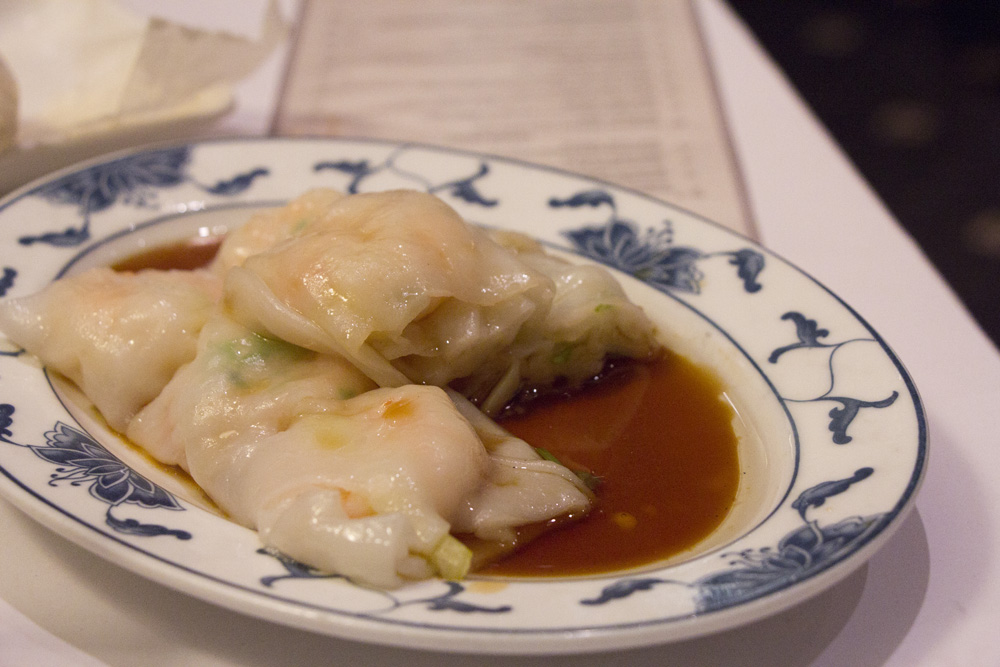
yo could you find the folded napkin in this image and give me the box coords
[0,0,287,152]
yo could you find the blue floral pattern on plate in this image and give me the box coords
[17,146,268,247]
[0,138,926,653]
[551,189,764,294]
[578,467,880,611]
[0,405,190,539]
[314,145,498,207]
[768,311,900,445]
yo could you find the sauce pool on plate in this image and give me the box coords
[113,237,224,272]
[486,353,740,577]
[115,236,741,578]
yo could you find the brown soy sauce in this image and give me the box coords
[112,237,224,272]
[483,353,740,577]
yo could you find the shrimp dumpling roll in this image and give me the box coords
[223,189,658,413]
[129,313,591,588]
[481,230,660,412]
[223,190,555,392]
[210,188,347,276]
[202,384,492,588]
[127,312,377,469]
[0,267,221,430]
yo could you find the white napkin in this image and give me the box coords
[0,0,287,151]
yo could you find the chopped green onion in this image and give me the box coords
[551,341,575,364]
[431,534,473,580]
[534,447,602,492]
[214,333,309,387]
[535,447,560,463]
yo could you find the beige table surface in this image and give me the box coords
[2,1,999,665]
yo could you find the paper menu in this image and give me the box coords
[273,0,754,237]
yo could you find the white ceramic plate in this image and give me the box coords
[0,138,926,654]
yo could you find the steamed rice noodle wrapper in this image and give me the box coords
[199,384,490,588]
[251,387,592,587]
[485,230,661,404]
[0,267,221,430]
[127,313,377,469]
[448,390,598,543]
[210,188,347,276]
[223,189,659,412]
[224,189,556,401]
[129,313,592,588]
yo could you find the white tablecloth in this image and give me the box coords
[2,1,998,664]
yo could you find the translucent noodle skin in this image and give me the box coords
[224,189,660,412]
[484,230,662,414]
[210,188,347,276]
[129,313,590,588]
[0,188,660,588]
[126,313,379,470]
[222,189,555,399]
[0,267,221,431]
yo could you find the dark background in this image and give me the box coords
[727,0,1000,347]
